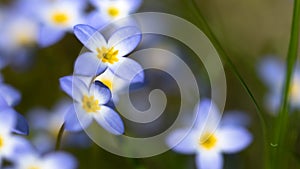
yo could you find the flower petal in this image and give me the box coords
[94,105,124,135]
[44,152,77,169]
[13,112,29,135]
[59,76,73,98]
[38,26,65,47]
[0,108,16,133]
[166,129,197,154]
[196,152,223,169]
[89,81,111,104]
[110,57,144,83]
[73,24,106,52]
[218,127,252,153]
[108,26,141,57]
[0,84,21,106]
[64,104,93,132]
[74,52,107,76]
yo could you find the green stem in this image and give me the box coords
[188,0,270,168]
[272,0,300,168]
[55,123,65,151]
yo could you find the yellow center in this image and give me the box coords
[82,95,101,113]
[96,47,119,64]
[52,12,69,25]
[291,81,300,100]
[199,133,218,150]
[0,135,4,148]
[101,79,113,90]
[107,6,120,17]
[28,166,41,169]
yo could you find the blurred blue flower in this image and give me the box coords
[0,109,32,167]
[0,83,28,135]
[258,56,300,113]
[167,99,252,169]
[73,24,144,82]
[35,0,86,47]
[12,149,77,169]
[87,0,143,29]
[27,98,91,153]
[60,75,124,135]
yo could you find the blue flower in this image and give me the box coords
[258,56,300,113]
[0,109,32,167]
[166,99,252,169]
[87,0,143,29]
[12,150,77,169]
[35,0,86,47]
[0,83,28,135]
[73,24,144,82]
[60,75,125,135]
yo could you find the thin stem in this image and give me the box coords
[55,123,65,151]
[272,0,300,168]
[188,0,270,168]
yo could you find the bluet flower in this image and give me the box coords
[258,56,300,112]
[60,75,124,135]
[167,99,252,169]
[87,0,142,28]
[36,0,86,47]
[74,24,144,83]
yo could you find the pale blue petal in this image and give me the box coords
[38,26,65,47]
[44,152,77,169]
[0,108,16,133]
[258,57,285,88]
[196,152,223,169]
[94,105,124,135]
[89,81,111,104]
[127,0,143,13]
[59,76,73,98]
[218,127,252,153]
[13,112,29,135]
[0,84,21,106]
[110,58,144,82]
[265,91,281,113]
[9,136,33,159]
[108,26,141,57]
[0,95,9,108]
[166,129,197,154]
[73,24,106,52]
[64,104,93,132]
[86,11,108,29]
[74,52,107,76]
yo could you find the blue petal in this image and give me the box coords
[73,24,106,52]
[74,52,107,76]
[38,26,65,47]
[85,11,108,30]
[94,105,124,135]
[44,152,77,169]
[110,58,144,83]
[0,84,21,106]
[13,112,29,135]
[196,152,223,169]
[108,26,142,57]
[90,81,112,104]
[64,104,93,132]
[0,107,16,133]
[59,76,73,98]
[166,129,197,154]
[0,94,9,108]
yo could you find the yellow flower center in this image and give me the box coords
[96,47,119,64]
[199,133,218,150]
[52,12,69,25]
[101,79,113,90]
[28,166,41,169]
[107,6,120,18]
[82,95,101,113]
[291,80,300,100]
[0,135,4,148]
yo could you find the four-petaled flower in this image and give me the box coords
[167,99,252,169]
[60,75,124,135]
[73,24,144,83]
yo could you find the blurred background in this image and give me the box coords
[0,0,298,168]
